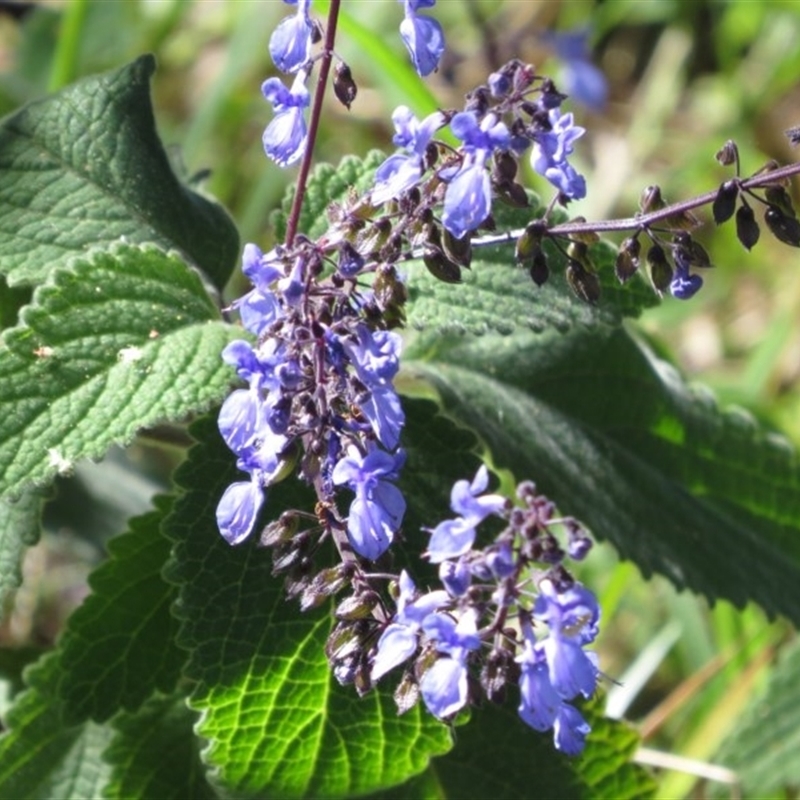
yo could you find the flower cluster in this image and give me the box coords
[263,0,445,167]
[327,468,600,756]
[369,59,588,251]
[217,241,407,562]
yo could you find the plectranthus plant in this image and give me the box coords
[2,2,800,799]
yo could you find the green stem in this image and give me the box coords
[48,0,90,92]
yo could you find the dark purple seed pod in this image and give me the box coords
[736,204,760,250]
[765,205,800,247]
[333,61,357,109]
[646,243,673,292]
[712,180,739,224]
[615,236,641,283]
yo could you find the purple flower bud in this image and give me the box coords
[398,0,445,78]
[261,72,310,167]
[216,478,265,545]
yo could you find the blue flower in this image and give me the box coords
[441,112,510,240]
[531,109,587,199]
[544,27,608,112]
[439,557,471,597]
[269,0,314,73]
[371,106,445,206]
[262,72,310,167]
[345,325,405,449]
[553,703,592,756]
[216,477,265,545]
[670,251,703,300]
[419,610,480,718]
[371,570,449,681]
[332,446,407,560]
[534,581,599,699]
[426,465,507,562]
[398,0,445,77]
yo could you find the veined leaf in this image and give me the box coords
[0,243,241,498]
[0,55,238,291]
[407,326,800,622]
[55,496,184,724]
[163,413,458,800]
[0,488,44,616]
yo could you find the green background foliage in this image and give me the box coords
[0,2,799,798]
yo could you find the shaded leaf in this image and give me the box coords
[0,55,238,291]
[408,326,800,622]
[55,496,184,724]
[104,693,218,800]
[0,653,114,800]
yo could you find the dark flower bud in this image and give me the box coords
[372,263,408,322]
[272,532,312,574]
[325,620,370,665]
[713,180,739,224]
[765,205,800,247]
[464,86,490,116]
[765,186,796,218]
[538,78,566,110]
[495,180,530,208]
[424,141,439,171]
[715,139,739,167]
[334,591,381,620]
[300,565,350,611]
[515,222,544,262]
[566,259,601,304]
[615,236,641,283]
[442,228,473,268]
[493,150,518,182]
[639,185,665,214]
[423,245,462,283]
[260,511,300,547]
[358,217,393,255]
[394,671,420,714]
[646,243,673,293]
[480,647,515,702]
[736,204,760,250]
[529,248,549,286]
[333,61,357,110]
[673,232,711,269]
[640,185,700,230]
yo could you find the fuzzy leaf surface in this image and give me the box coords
[0,243,240,498]
[55,496,184,724]
[0,55,238,290]
[164,412,464,799]
[408,326,800,622]
[104,693,218,800]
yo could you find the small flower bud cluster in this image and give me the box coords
[217,241,407,562]
[326,467,600,756]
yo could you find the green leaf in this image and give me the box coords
[0,242,241,498]
[164,415,453,799]
[408,325,800,622]
[712,638,800,797]
[104,693,218,800]
[55,496,184,724]
[404,238,657,342]
[372,701,654,800]
[0,488,44,615]
[0,653,114,800]
[0,55,238,291]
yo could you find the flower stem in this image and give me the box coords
[472,160,800,247]
[285,0,342,247]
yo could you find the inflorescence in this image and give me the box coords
[215,0,800,757]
